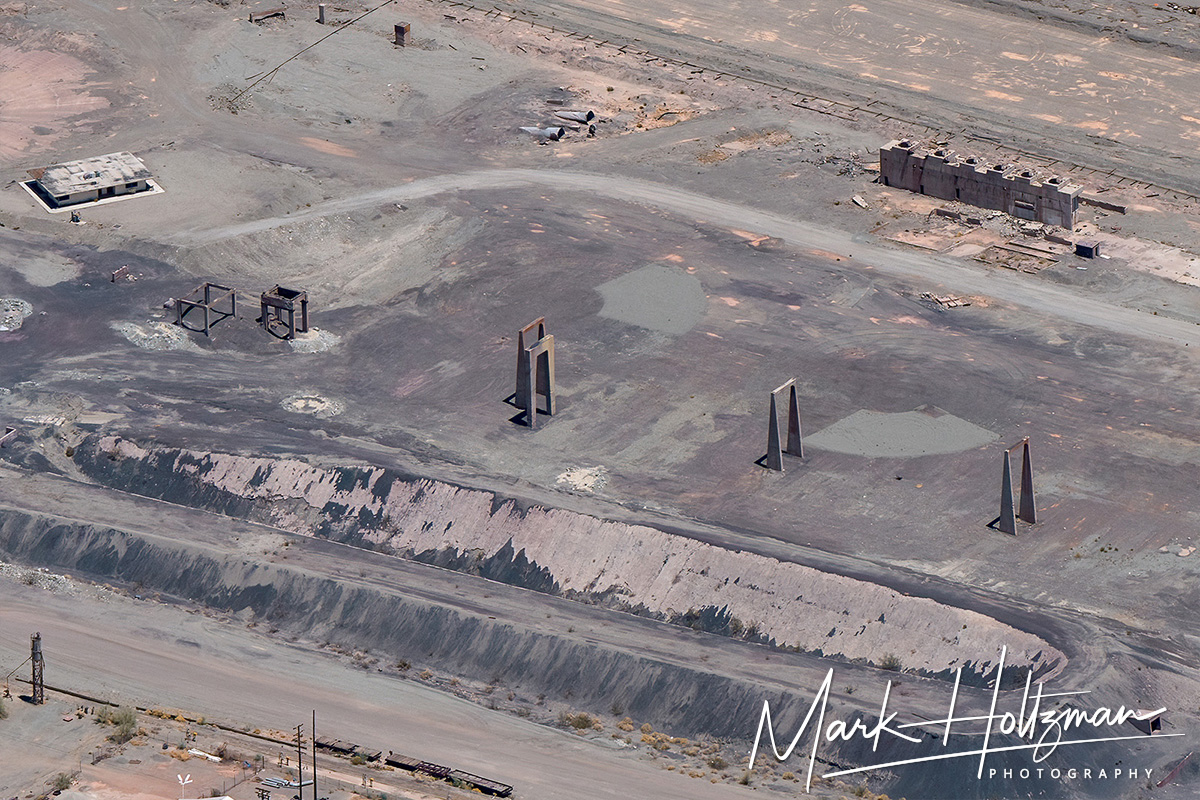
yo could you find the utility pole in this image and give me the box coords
[294,724,305,800]
[30,633,44,705]
[311,710,318,800]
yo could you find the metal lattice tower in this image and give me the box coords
[31,632,44,705]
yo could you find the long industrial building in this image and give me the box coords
[879,140,1082,229]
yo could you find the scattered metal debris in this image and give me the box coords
[919,292,971,309]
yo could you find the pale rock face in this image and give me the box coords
[97,437,1065,677]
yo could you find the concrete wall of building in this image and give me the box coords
[47,180,149,208]
[879,141,1080,229]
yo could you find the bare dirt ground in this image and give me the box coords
[2,0,1200,798]
[0,565,829,800]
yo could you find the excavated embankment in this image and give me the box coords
[72,435,1064,681]
[0,504,1103,800]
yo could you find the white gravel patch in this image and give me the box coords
[112,321,202,351]
[281,393,344,418]
[0,561,78,594]
[289,328,340,354]
[0,298,33,331]
[556,466,609,492]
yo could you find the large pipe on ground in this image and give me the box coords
[554,110,595,123]
[519,126,565,142]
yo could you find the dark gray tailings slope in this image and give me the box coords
[0,506,1114,799]
[67,434,1065,683]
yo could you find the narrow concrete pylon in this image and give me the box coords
[786,384,803,459]
[1019,438,1036,524]
[767,392,784,472]
[998,449,1017,535]
[523,335,555,428]
[515,317,546,409]
[766,379,803,471]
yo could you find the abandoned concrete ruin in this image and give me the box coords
[171,282,311,340]
[174,281,237,337]
[765,379,803,471]
[513,317,556,428]
[879,140,1082,229]
[260,285,309,340]
[995,438,1037,535]
[24,152,156,210]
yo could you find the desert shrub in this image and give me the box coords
[53,774,72,791]
[558,711,597,730]
[877,653,902,672]
[110,707,137,743]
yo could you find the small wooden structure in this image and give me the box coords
[249,7,286,23]
[260,285,309,340]
[175,282,237,337]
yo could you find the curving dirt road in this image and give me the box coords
[175,166,1200,350]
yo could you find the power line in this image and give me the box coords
[232,0,398,105]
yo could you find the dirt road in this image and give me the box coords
[176,166,1200,349]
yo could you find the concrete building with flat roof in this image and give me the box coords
[879,140,1082,229]
[26,151,154,209]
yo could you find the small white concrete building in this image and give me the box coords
[27,151,154,208]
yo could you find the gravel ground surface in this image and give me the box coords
[2,1,1200,797]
